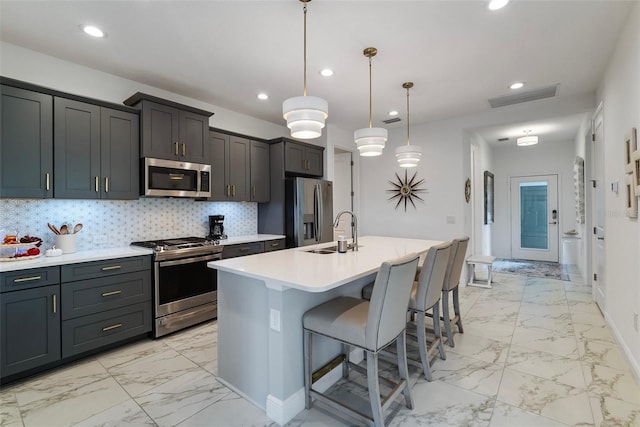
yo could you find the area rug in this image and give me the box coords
[492,258,569,281]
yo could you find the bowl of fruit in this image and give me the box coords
[1,233,43,261]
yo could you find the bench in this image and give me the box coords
[466,255,496,289]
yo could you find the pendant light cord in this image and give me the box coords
[303,3,307,96]
[406,85,410,145]
[368,55,373,128]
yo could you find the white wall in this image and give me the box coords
[490,139,576,259]
[593,3,640,379]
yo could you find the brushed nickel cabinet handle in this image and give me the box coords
[270,242,280,247]
[232,185,236,197]
[52,294,57,313]
[105,177,109,193]
[46,173,50,191]
[182,143,186,156]
[95,176,99,192]
[175,142,179,155]
[14,275,42,283]
[101,290,122,297]
[239,247,250,252]
[101,265,122,271]
[102,323,123,332]
[252,186,256,198]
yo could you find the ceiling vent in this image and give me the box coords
[497,137,510,142]
[382,117,401,124]
[488,84,560,108]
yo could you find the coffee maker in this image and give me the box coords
[208,215,227,240]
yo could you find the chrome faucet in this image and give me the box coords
[333,210,358,251]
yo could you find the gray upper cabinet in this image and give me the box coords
[0,85,53,198]
[54,98,139,200]
[282,139,324,177]
[124,93,213,164]
[250,140,270,202]
[208,131,270,202]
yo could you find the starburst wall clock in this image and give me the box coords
[387,170,426,211]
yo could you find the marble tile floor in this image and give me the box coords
[1,267,639,427]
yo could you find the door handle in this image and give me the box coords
[597,237,605,240]
[549,221,557,225]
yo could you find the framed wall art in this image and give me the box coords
[626,173,638,218]
[484,171,494,224]
[624,128,637,174]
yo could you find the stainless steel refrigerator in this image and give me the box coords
[285,177,333,247]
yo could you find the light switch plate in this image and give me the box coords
[270,309,281,332]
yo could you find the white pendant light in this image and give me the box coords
[395,82,422,167]
[517,130,539,146]
[282,0,328,139]
[355,47,387,156]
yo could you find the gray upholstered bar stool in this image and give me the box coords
[406,241,451,381]
[303,253,420,427]
[440,236,470,347]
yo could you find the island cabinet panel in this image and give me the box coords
[0,85,53,198]
[0,283,61,378]
[124,93,212,164]
[54,98,139,200]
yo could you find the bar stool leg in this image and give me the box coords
[453,287,464,333]
[416,311,432,381]
[432,303,446,360]
[441,291,455,347]
[366,351,384,427]
[304,330,312,409]
[396,331,414,409]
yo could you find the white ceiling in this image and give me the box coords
[0,0,634,145]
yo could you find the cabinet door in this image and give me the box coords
[228,136,250,201]
[179,111,209,164]
[250,140,270,202]
[209,131,229,200]
[0,285,60,378]
[141,100,180,160]
[0,86,53,198]
[101,108,139,200]
[284,141,306,175]
[54,98,101,199]
[305,146,324,177]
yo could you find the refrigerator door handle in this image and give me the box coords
[314,183,322,242]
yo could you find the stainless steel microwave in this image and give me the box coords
[142,158,211,198]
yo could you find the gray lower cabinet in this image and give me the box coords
[221,239,285,259]
[0,267,61,378]
[0,256,152,382]
[54,97,139,199]
[60,257,152,357]
[0,85,53,198]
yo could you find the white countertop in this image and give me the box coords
[0,246,154,272]
[208,235,443,292]
[0,234,285,273]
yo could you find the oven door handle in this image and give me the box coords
[158,254,222,267]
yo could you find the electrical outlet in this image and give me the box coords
[270,309,281,332]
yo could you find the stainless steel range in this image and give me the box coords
[130,237,222,338]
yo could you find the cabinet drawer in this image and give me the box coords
[1,267,60,292]
[61,271,151,320]
[61,256,151,282]
[61,301,151,358]
[264,239,286,252]
[222,242,264,259]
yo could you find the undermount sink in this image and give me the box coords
[305,245,337,254]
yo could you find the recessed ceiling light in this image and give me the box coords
[82,25,105,38]
[320,68,334,77]
[488,0,509,10]
[257,93,269,100]
[388,110,399,116]
[510,82,525,90]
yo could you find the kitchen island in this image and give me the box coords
[208,235,442,425]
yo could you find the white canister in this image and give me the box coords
[55,234,76,254]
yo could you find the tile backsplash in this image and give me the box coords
[0,198,257,251]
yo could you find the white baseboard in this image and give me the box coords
[266,388,305,426]
[604,312,640,385]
